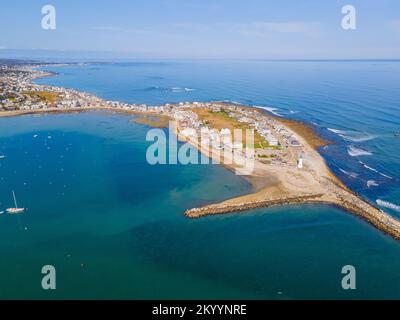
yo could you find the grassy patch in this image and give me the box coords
[258,154,277,159]
[23,91,60,104]
[132,114,170,128]
[192,108,269,149]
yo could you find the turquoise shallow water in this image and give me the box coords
[0,60,399,299]
[0,112,399,299]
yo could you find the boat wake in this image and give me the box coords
[376,199,400,212]
[328,128,377,142]
[347,146,372,157]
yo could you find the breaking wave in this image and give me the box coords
[367,180,379,188]
[223,100,242,105]
[359,161,393,179]
[170,87,196,93]
[347,146,372,157]
[376,200,400,212]
[327,128,377,142]
[339,168,359,179]
[255,106,282,116]
[144,86,196,93]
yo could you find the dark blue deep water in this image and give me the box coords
[0,60,398,299]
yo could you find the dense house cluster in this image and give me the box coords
[168,102,302,152]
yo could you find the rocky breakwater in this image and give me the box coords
[332,190,400,240]
[185,188,400,241]
[185,194,324,218]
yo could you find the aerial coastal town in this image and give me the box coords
[0,62,304,168]
[1,61,400,241]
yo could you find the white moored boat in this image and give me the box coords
[6,190,25,215]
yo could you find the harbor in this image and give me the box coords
[0,62,399,240]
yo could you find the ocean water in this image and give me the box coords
[0,60,399,299]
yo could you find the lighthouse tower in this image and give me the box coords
[297,154,304,169]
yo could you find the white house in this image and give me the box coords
[180,128,197,138]
[220,128,231,136]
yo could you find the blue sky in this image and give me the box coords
[1,0,400,59]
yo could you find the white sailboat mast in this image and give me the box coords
[12,190,18,208]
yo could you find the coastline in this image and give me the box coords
[2,104,400,240]
[1,65,400,241]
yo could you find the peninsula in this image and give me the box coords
[1,62,400,240]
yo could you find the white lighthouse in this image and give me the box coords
[297,154,304,169]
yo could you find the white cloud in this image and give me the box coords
[91,26,148,35]
[233,22,321,38]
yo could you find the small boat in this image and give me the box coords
[0,155,5,160]
[6,190,25,215]
[395,133,400,137]
[0,211,4,215]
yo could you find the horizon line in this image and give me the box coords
[1,57,400,63]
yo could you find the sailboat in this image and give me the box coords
[6,190,25,214]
